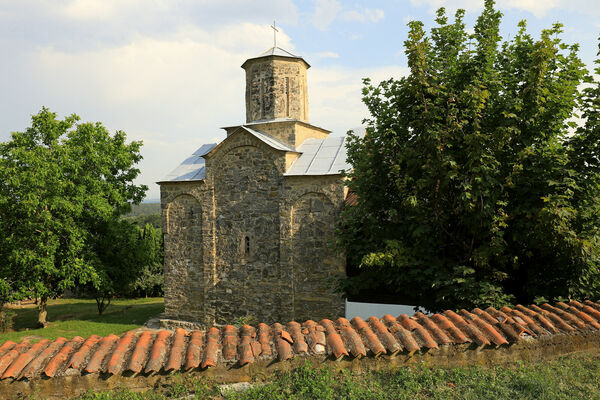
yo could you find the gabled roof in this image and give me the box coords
[1,300,599,381]
[158,143,217,183]
[285,136,350,176]
[238,126,297,153]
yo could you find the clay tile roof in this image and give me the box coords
[2,300,600,381]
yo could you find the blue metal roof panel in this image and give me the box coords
[285,135,350,176]
[161,143,218,182]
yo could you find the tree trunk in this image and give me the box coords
[37,297,48,328]
[96,296,111,315]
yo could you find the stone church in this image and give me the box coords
[158,45,351,325]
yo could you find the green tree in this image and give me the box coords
[87,222,163,314]
[340,1,600,311]
[0,108,146,326]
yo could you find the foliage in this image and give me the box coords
[123,213,162,229]
[85,222,163,313]
[339,1,600,311]
[0,297,163,343]
[0,108,146,325]
[128,224,164,298]
[71,351,600,400]
[0,308,16,333]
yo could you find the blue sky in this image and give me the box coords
[1,0,599,199]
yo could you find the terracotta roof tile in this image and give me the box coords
[444,310,490,346]
[21,337,67,380]
[382,315,421,353]
[201,327,219,369]
[129,331,154,373]
[238,325,255,366]
[2,299,600,382]
[222,325,238,361]
[397,314,439,349]
[320,319,348,360]
[429,313,470,344]
[165,328,188,371]
[85,334,118,373]
[515,305,559,334]
[367,316,401,355]
[0,342,16,359]
[183,330,203,370]
[338,318,366,358]
[459,309,509,346]
[303,320,326,354]
[529,304,575,333]
[69,335,102,371]
[502,307,545,336]
[0,341,30,377]
[351,317,385,357]
[2,339,49,380]
[43,336,84,378]
[107,331,136,375]
[287,321,308,354]
[145,330,171,373]
[257,323,272,357]
[273,323,294,361]
[413,313,453,345]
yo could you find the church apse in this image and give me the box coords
[163,194,204,322]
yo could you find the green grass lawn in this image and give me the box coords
[0,297,164,343]
[75,350,600,400]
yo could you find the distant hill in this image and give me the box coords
[124,203,161,228]
[126,203,161,217]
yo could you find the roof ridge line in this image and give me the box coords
[328,136,345,174]
[302,138,325,174]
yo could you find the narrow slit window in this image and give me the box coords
[244,236,250,256]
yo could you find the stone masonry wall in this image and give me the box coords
[244,57,309,123]
[281,175,346,322]
[160,129,346,326]
[205,131,292,324]
[161,182,210,323]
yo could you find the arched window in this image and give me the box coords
[244,236,250,256]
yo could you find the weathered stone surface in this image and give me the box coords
[243,57,309,123]
[159,49,346,327]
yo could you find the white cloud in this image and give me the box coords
[342,8,385,23]
[309,64,409,135]
[409,0,600,18]
[2,22,296,198]
[311,0,342,30]
[315,51,340,58]
[2,13,397,198]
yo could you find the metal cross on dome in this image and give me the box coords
[270,21,278,48]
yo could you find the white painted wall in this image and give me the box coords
[345,300,421,320]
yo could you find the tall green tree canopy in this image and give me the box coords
[340,1,600,311]
[0,108,146,326]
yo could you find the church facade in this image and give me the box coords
[158,46,350,325]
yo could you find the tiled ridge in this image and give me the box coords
[1,300,600,381]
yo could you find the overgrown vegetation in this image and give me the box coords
[70,351,600,399]
[340,1,600,311]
